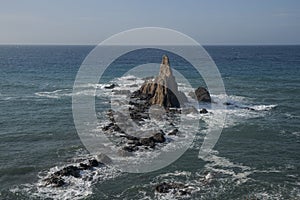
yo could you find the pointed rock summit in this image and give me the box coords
[137,55,187,108]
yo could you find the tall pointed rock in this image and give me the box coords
[138,55,187,108]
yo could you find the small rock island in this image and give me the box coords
[42,55,212,194]
[136,55,188,108]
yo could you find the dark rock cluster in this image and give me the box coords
[155,182,191,196]
[44,159,101,187]
[102,109,167,153]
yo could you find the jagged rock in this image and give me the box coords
[45,175,65,187]
[155,182,189,195]
[139,137,156,148]
[79,163,90,170]
[123,145,139,152]
[189,87,211,102]
[120,134,139,141]
[152,131,166,143]
[102,122,123,133]
[168,128,179,136]
[106,109,115,123]
[155,182,171,193]
[199,108,208,114]
[54,166,81,178]
[137,55,187,108]
[89,159,99,167]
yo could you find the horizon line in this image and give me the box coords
[0,43,299,46]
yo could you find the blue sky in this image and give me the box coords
[0,0,299,45]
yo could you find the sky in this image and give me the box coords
[0,0,299,45]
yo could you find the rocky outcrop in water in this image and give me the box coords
[189,86,211,103]
[44,158,102,187]
[134,57,187,108]
[155,182,191,195]
[103,109,166,153]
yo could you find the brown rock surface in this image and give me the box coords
[138,55,187,108]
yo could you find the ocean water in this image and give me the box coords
[0,45,299,199]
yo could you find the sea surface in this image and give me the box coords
[0,45,299,199]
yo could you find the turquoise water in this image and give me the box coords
[0,45,299,199]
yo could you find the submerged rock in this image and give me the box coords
[104,83,117,89]
[199,108,208,114]
[43,157,105,187]
[168,128,179,136]
[155,182,190,195]
[45,175,65,187]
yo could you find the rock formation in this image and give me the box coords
[135,55,187,108]
[189,86,211,103]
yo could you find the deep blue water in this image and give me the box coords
[0,45,299,199]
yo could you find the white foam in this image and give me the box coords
[292,131,300,137]
[35,89,71,99]
[11,156,122,200]
[251,104,277,111]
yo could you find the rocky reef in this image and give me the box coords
[43,55,212,192]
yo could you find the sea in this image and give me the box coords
[0,45,299,200]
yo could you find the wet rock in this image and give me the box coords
[102,122,123,133]
[199,108,208,114]
[54,166,81,178]
[135,55,187,108]
[79,163,90,170]
[168,128,179,136]
[223,102,233,106]
[140,137,156,148]
[45,175,65,187]
[89,159,99,167]
[104,83,117,89]
[127,139,141,146]
[102,122,114,131]
[244,106,255,111]
[155,182,171,193]
[106,109,115,123]
[189,87,211,102]
[139,137,156,148]
[155,182,188,195]
[123,145,139,152]
[120,133,139,141]
[152,131,166,143]
[223,102,255,111]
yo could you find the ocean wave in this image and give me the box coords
[35,89,72,99]
[250,104,277,111]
